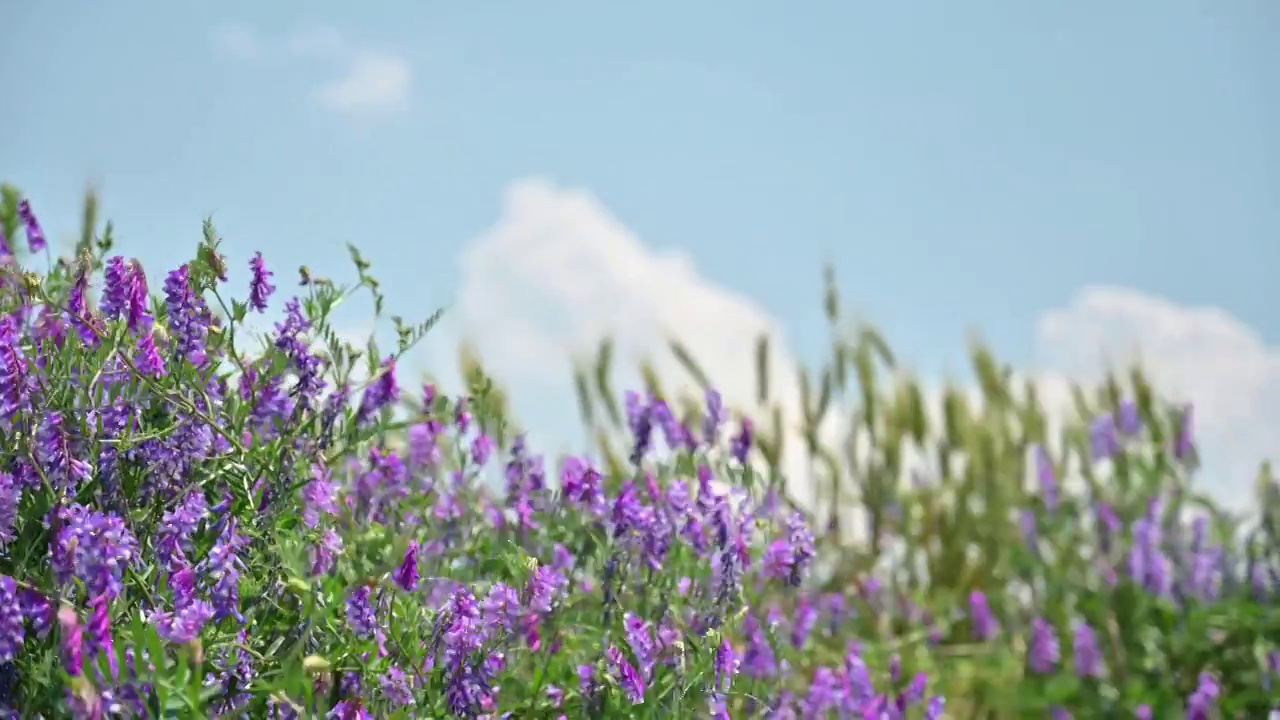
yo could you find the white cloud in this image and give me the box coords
[1034,286,1279,510]
[316,51,411,115]
[456,178,841,507]
[209,23,411,115]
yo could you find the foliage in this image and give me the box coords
[563,265,1280,717]
[0,183,1273,719]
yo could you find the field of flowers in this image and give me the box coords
[0,183,1275,718]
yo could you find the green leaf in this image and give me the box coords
[668,338,710,391]
[755,334,770,405]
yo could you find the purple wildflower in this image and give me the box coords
[356,357,400,423]
[762,512,815,587]
[379,666,414,707]
[50,505,139,599]
[1034,445,1058,510]
[152,599,215,644]
[791,597,818,649]
[311,529,343,577]
[480,583,520,632]
[248,252,275,312]
[1186,672,1219,720]
[155,490,209,572]
[470,433,493,467]
[441,587,486,664]
[624,392,654,463]
[100,257,131,320]
[606,646,646,704]
[407,421,443,471]
[200,518,249,621]
[38,412,92,492]
[170,566,198,609]
[968,591,999,641]
[86,594,117,680]
[703,388,727,444]
[524,565,563,615]
[454,396,472,433]
[1028,617,1060,674]
[741,614,777,678]
[1090,413,1121,460]
[393,542,420,592]
[1117,399,1141,435]
[21,590,52,638]
[900,672,929,709]
[163,264,212,366]
[1129,509,1172,597]
[0,578,23,662]
[57,606,83,676]
[134,328,166,377]
[346,585,377,637]
[1175,404,1195,461]
[17,200,46,253]
[66,265,101,346]
[0,320,36,420]
[302,464,340,528]
[622,613,658,676]
[1072,621,1104,678]
[730,418,753,462]
[577,664,596,695]
[328,699,373,720]
[0,473,20,547]
[713,636,739,691]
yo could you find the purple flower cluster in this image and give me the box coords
[50,504,139,599]
[0,195,1270,719]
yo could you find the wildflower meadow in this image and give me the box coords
[0,183,1276,718]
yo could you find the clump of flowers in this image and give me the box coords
[0,187,1271,719]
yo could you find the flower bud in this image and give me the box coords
[303,655,332,673]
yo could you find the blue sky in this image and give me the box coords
[4,1,1278,509]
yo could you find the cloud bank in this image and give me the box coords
[456,179,840,506]
[1035,287,1279,508]
[453,178,1274,513]
[209,23,410,116]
